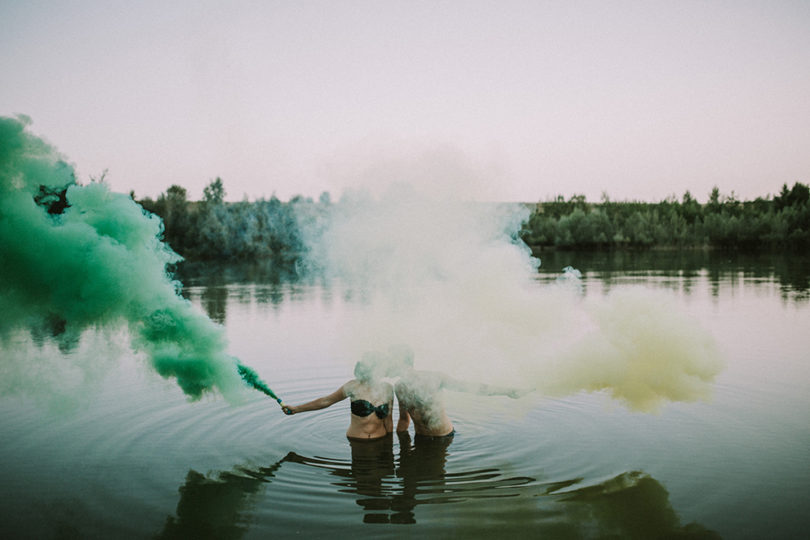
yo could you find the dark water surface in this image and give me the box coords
[1,251,809,538]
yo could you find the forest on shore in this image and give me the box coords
[135,179,810,262]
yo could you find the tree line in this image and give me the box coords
[136,179,810,261]
[137,177,323,263]
[521,183,810,251]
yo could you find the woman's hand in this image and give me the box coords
[280,384,348,416]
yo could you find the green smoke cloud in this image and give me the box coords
[0,115,246,401]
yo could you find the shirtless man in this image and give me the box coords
[390,347,531,438]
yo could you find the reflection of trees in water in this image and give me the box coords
[176,260,299,289]
[28,313,81,354]
[157,440,717,538]
[180,251,810,321]
[201,286,228,326]
[538,249,810,302]
[773,256,810,301]
[179,260,328,319]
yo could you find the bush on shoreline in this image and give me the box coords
[521,183,809,251]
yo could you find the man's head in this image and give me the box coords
[356,344,416,381]
[385,343,414,376]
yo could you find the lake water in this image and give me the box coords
[1,250,809,539]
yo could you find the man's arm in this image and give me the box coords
[397,403,411,432]
[440,373,533,398]
[395,384,411,432]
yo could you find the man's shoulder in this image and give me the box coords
[394,378,414,397]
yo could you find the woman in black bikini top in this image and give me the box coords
[282,355,394,439]
[350,399,390,419]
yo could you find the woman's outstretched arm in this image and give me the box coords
[282,384,348,415]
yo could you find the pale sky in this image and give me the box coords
[2,0,809,203]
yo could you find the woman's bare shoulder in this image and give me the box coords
[342,379,360,397]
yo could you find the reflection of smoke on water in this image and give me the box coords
[547,471,721,539]
[155,451,718,537]
[155,460,284,540]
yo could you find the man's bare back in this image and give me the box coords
[395,370,455,436]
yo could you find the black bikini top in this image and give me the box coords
[351,399,390,419]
